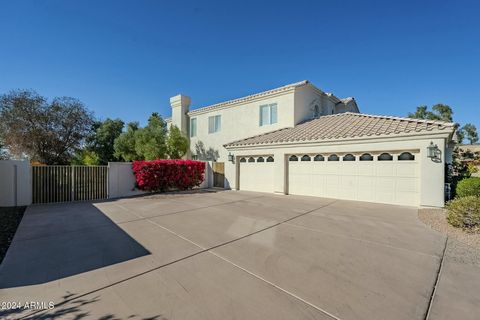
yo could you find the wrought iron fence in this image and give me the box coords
[32,165,108,204]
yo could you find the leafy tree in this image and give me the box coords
[0,90,93,164]
[408,105,429,119]
[134,113,168,160]
[457,128,465,144]
[114,122,141,161]
[408,104,453,122]
[167,125,189,159]
[85,118,124,164]
[71,150,101,165]
[462,123,479,144]
[431,104,453,122]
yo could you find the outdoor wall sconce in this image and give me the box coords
[228,152,234,163]
[427,141,439,160]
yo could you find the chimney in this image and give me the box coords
[170,94,191,135]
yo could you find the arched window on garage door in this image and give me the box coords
[328,154,339,161]
[398,152,415,161]
[359,153,373,161]
[343,154,356,161]
[257,157,265,162]
[301,155,311,161]
[240,157,246,163]
[378,153,393,161]
[248,157,255,162]
[314,154,324,161]
[289,155,298,161]
[266,156,274,162]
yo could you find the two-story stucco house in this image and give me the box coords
[167,80,456,207]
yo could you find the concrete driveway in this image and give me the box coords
[0,190,475,320]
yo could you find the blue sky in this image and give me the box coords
[0,0,478,129]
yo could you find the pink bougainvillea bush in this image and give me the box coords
[132,160,206,192]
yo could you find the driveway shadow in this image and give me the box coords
[0,202,150,288]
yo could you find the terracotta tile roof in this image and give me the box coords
[224,112,456,148]
[188,80,335,116]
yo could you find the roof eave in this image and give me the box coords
[224,129,455,150]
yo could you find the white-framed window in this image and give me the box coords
[208,115,221,133]
[259,103,277,126]
[190,118,197,137]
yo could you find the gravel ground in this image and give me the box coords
[418,208,480,250]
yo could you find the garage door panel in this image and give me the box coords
[240,161,274,193]
[357,163,375,176]
[288,152,420,206]
[357,176,375,201]
[396,163,418,177]
[376,163,395,176]
[396,178,419,192]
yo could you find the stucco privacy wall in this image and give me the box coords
[108,162,147,199]
[108,161,212,199]
[226,134,450,207]
[0,160,32,206]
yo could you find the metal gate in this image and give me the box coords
[32,166,108,204]
[212,162,225,188]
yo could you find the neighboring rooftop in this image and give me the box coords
[225,112,456,148]
[188,80,345,116]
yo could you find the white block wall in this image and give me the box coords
[0,160,32,206]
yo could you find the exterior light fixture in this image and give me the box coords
[427,141,439,159]
[228,153,234,163]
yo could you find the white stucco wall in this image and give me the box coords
[293,85,337,124]
[0,160,32,206]
[226,133,451,207]
[108,162,147,199]
[187,90,296,188]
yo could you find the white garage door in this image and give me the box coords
[239,156,275,193]
[288,152,420,206]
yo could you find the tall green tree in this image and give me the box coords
[408,105,429,119]
[0,90,93,164]
[167,125,189,159]
[408,104,453,122]
[114,122,141,161]
[462,123,478,144]
[135,113,168,160]
[431,104,453,122]
[85,118,124,164]
[71,149,101,165]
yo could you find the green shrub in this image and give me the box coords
[456,177,480,198]
[446,196,480,229]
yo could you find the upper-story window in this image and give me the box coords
[259,103,277,126]
[208,115,221,134]
[190,118,197,137]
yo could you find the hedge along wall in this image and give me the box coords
[132,160,206,192]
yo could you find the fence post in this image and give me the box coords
[71,166,75,201]
[106,163,110,199]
